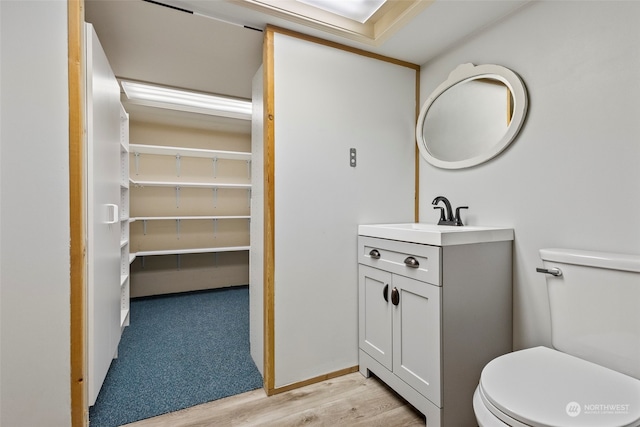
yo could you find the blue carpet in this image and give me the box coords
[89,286,263,427]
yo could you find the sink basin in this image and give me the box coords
[358,223,514,246]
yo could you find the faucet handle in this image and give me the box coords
[433,206,446,224]
[454,206,469,226]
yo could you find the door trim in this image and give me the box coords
[69,0,87,425]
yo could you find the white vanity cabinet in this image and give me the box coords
[359,240,442,407]
[358,227,513,427]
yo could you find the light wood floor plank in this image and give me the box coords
[123,372,425,426]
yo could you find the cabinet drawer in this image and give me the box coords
[358,236,441,285]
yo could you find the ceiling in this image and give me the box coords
[85,0,530,130]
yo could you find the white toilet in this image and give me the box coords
[473,248,640,427]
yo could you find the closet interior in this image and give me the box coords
[84,0,257,408]
[127,114,252,297]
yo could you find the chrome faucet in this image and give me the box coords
[432,196,468,226]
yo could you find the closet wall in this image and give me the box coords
[0,2,72,424]
[128,120,251,297]
[252,28,418,391]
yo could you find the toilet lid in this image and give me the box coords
[479,346,640,427]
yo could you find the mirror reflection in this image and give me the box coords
[423,78,513,162]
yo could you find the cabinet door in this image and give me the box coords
[392,275,441,406]
[86,23,123,406]
[359,265,393,370]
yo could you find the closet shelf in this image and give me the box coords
[130,144,251,161]
[134,246,250,257]
[131,215,250,221]
[130,179,251,189]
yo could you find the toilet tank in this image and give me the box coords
[540,248,640,380]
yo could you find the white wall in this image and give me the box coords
[418,1,640,349]
[272,33,416,387]
[0,1,72,426]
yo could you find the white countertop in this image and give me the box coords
[358,223,514,246]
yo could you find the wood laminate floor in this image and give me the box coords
[123,372,426,426]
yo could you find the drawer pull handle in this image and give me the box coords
[383,284,389,302]
[391,287,400,306]
[369,249,381,259]
[404,256,419,268]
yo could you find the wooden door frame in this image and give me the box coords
[69,0,87,426]
[70,14,422,419]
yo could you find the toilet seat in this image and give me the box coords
[477,346,640,427]
[474,386,529,427]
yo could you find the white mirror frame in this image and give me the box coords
[416,63,528,169]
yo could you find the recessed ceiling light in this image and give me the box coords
[296,0,387,23]
[120,80,252,120]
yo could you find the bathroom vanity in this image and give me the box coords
[357,223,514,427]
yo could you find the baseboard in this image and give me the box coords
[265,366,359,396]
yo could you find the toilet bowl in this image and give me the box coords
[473,346,640,427]
[474,248,640,427]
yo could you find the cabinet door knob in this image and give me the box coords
[369,249,381,259]
[383,284,389,302]
[404,256,419,268]
[391,287,400,306]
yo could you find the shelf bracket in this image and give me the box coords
[141,256,145,269]
[175,154,181,177]
[212,187,218,209]
[177,254,181,271]
[247,188,251,208]
[247,160,251,180]
[176,186,181,208]
[176,219,181,239]
[212,157,218,178]
[143,219,147,236]
[213,218,218,238]
[134,152,140,175]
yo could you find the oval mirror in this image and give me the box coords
[416,63,528,169]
